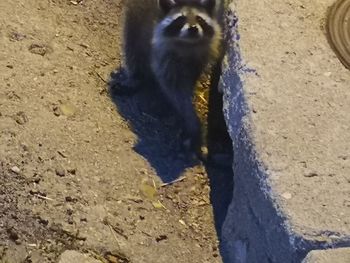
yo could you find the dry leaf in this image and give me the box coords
[140,182,157,200]
[60,103,77,117]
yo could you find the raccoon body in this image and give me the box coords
[116,0,223,157]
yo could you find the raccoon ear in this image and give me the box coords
[200,0,216,13]
[158,0,177,13]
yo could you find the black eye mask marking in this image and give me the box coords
[196,15,214,38]
[163,15,187,37]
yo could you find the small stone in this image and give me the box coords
[14,111,28,125]
[55,167,66,177]
[281,192,292,200]
[67,168,76,175]
[155,235,168,242]
[11,166,21,174]
[65,196,73,202]
[29,43,50,56]
[179,219,187,226]
[9,32,27,41]
[38,217,49,226]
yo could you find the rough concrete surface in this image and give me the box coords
[221,0,350,262]
[302,248,350,263]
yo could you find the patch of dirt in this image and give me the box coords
[0,0,222,262]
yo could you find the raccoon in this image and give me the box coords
[112,0,223,158]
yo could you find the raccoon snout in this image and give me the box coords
[180,24,203,38]
[188,25,199,34]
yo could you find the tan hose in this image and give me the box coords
[327,0,350,69]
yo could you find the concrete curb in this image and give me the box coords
[302,248,350,263]
[219,2,350,262]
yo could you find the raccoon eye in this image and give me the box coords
[196,15,214,37]
[163,15,187,37]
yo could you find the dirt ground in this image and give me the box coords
[0,0,231,262]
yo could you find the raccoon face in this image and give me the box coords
[156,0,219,44]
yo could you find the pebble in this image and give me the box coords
[9,32,27,41]
[14,111,28,125]
[65,196,74,202]
[281,192,292,200]
[11,166,21,174]
[155,234,168,242]
[55,167,66,177]
[67,168,76,175]
[29,43,49,56]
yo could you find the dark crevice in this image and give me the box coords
[206,58,235,257]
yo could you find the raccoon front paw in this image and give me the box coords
[109,69,140,96]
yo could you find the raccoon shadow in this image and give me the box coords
[109,73,198,183]
[109,67,235,259]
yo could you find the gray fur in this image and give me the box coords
[121,0,222,155]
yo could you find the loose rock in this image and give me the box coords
[55,167,66,177]
[11,166,21,174]
[14,111,28,125]
[29,43,50,56]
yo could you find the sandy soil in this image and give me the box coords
[0,0,230,262]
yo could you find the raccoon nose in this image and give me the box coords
[187,25,202,38]
[188,25,199,34]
